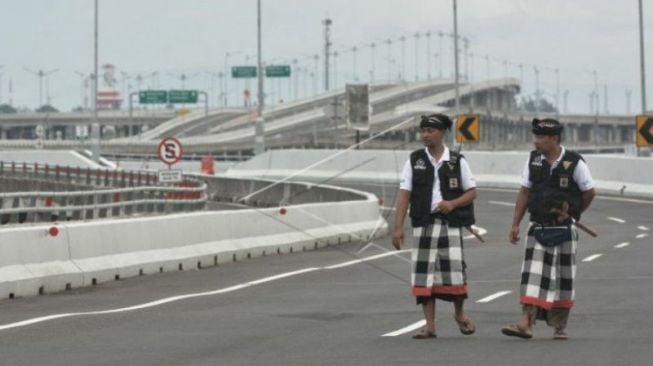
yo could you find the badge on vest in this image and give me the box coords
[531,155,543,167]
[559,176,569,188]
[562,160,572,170]
[414,159,427,170]
[449,177,459,189]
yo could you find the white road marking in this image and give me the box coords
[614,242,630,249]
[597,196,653,205]
[380,206,396,211]
[636,233,649,239]
[488,200,515,207]
[582,254,603,262]
[476,290,512,303]
[0,250,409,332]
[325,250,410,269]
[638,226,650,231]
[382,320,426,337]
[607,217,626,224]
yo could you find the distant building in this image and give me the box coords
[96,64,122,110]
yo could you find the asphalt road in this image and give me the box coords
[0,184,651,366]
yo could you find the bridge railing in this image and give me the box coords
[0,162,207,225]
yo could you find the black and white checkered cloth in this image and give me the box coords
[520,224,578,309]
[411,221,468,297]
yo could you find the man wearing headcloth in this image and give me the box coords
[393,113,478,339]
[502,118,595,340]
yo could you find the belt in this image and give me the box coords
[430,211,447,221]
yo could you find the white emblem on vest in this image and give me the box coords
[531,155,543,166]
[414,159,427,170]
[560,177,569,188]
[449,177,459,189]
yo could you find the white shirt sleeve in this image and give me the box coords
[574,160,594,192]
[520,158,532,188]
[399,159,412,191]
[459,157,477,191]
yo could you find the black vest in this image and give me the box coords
[408,149,476,228]
[527,149,584,223]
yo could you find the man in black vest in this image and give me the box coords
[502,118,595,340]
[392,113,478,339]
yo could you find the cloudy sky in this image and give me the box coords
[0,0,651,114]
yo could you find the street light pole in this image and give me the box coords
[414,32,420,82]
[400,36,406,82]
[323,18,332,91]
[425,32,431,80]
[255,0,265,155]
[0,65,4,104]
[90,0,100,162]
[452,0,460,146]
[638,0,647,113]
[370,42,376,83]
[384,39,392,82]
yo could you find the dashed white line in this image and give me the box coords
[638,226,650,231]
[488,200,515,207]
[614,242,630,249]
[476,290,512,303]
[607,217,626,224]
[636,233,649,239]
[582,254,603,262]
[382,320,426,337]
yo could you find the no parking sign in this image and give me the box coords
[158,137,183,166]
[158,137,183,183]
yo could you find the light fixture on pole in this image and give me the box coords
[24,67,59,108]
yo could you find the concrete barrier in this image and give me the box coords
[225,149,653,198]
[0,224,83,298]
[0,183,387,298]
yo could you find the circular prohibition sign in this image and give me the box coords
[158,137,183,166]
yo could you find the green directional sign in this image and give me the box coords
[265,65,291,78]
[168,90,198,104]
[139,90,168,104]
[232,66,257,78]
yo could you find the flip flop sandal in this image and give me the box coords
[553,329,568,340]
[455,317,476,335]
[501,324,533,339]
[412,329,437,339]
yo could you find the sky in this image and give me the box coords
[0,0,651,114]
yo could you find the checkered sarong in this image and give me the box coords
[411,221,467,298]
[520,224,577,310]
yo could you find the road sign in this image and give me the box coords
[139,90,168,104]
[232,66,257,78]
[346,84,370,131]
[158,137,183,166]
[169,90,198,104]
[636,115,653,147]
[265,65,291,78]
[455,114,480,143]
[158,169,183,183]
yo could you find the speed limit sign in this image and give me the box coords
[158,137,183,166]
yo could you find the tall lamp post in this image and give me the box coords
[255,0,265,155]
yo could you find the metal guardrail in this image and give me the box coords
[0,161,207,225]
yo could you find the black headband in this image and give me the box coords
[420,114,450,130]
[532,118,563,136]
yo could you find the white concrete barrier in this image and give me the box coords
[0,190,386,298]
[225,149,653,198]
[0,224,83,298]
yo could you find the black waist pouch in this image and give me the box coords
[529,225,572,247]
